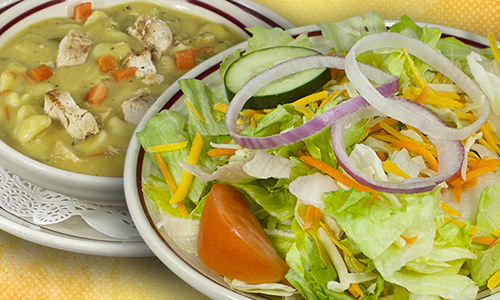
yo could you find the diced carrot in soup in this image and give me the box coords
[74,2,93,21]
[85,82,107,105]
[28,64,53,81]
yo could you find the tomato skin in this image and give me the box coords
[197,183,289,284]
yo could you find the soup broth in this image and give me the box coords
[0,1,244,176]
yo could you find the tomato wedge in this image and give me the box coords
[197,183,289,284]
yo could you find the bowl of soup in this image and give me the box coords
[0,0,293,204]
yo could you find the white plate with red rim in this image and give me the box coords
[0,0,294,256]
[124,23,500,297]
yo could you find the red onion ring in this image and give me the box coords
[344,32,489,141]
[331,96,464,194]
[225,55,398,149]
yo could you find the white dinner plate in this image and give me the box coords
[0,0,294,256]
[125,23,500,298]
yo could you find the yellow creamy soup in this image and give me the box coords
[0,1,244,176]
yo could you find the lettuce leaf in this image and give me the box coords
[245,26,312,53]
[178,79,229,139]
[284,220,352,300]
[468,183,500,286]
[317,11,386,53]
[137,110,209,204]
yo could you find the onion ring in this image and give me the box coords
[344,32,489,141]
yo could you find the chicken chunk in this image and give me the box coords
[128,14,172,62]
[123,49,164,85]
[44,90,99,140]
[52,141,80,162]
[57,29,92,67]
[121,93,156,124]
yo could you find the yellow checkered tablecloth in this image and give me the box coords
[0,1,497,299]
[255,0,500,39]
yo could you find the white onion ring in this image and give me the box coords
[225,55,398,149]
[331,96,464,194]
[344,32,489,140]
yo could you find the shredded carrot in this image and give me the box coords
[207,148,237,157]
[303,205,322,233]
[250,115,257,129]
[453,184,462,204]
[472,235,497,246]
[28,64,53,81]
[490,236,500,249]
[474,157,500,170]
[73,2,92,21]
[300,156,378,197]
[400,235,418,244]
[383,160,411,179]
[391,140,438,172]
[85,82,107,105]
[97,53,118,73]
[170,133,204,204]
[446,170,462,185]
[113,67,137,82]
[462,178,478,187]
[379,120,436,152]
[154,153,188,217]
[376,151,386,161]
[487,32,500,67]
[413,85,431,104]
[175,48,196,70]
[488,269,500,290]
[451,162,500,186]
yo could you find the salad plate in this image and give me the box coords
[125,18,500,300]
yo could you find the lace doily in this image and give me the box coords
[0,165,139,239]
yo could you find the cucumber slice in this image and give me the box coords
[224,46,331,110]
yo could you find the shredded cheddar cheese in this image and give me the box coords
[292,90,328,107]
[147,141,188,153]
[294,105,315,119]
[170,133,204,204]
[184,99,204,122]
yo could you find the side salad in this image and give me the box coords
[137,12,500,300]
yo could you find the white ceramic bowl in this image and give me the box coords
[0,0,293,204]
[124,24,500,299]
